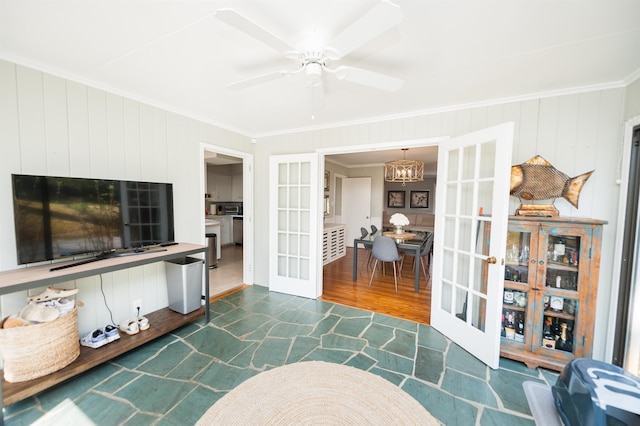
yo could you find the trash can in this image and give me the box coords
[206,233,218,268]
[165,257,203,314]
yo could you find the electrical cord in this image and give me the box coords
[99,274,117,326]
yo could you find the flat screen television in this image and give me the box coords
[12,174,175,265]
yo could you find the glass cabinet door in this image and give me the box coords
[538,231,581,354]
[545,234,580,291]
[540,298,577,353]
[502,230,532,344]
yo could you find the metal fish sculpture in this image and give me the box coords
[510,155,594,209]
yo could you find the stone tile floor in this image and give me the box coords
[4,286,557,425]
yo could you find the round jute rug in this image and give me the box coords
[197,361,439,425]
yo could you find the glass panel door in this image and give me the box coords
[269,154,320,298]
[431,122,514,369]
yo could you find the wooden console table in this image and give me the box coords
[0,242,209,413]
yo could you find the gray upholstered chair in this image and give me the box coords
[368,236,403,292]
[401,232,433,285]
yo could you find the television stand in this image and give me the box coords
[50,255,104,271]
[0,242,209,415]
[50,247,172,271]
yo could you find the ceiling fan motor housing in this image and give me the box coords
[305,62,323,80]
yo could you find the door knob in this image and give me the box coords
[486,256,497,264]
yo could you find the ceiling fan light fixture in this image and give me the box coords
[384,149,424,186]
[305,62,323,79]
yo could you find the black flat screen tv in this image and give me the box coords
[12,174,175,265]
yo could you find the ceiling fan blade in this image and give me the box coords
[227,70,291,90]
[326,0,403,60]
[215,8,296,54]
[334,65,403,92]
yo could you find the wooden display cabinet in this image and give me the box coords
[500,216,606,371]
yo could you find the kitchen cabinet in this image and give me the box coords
[323,224,346,265]
[213,215,233,245]
[207,170,231,201]
[215,175,232,201]
[500,216,606,371]
[231,173,243,201]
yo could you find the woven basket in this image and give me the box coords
[0,307,80,383]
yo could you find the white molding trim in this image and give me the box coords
[0,54,251,138]
[254,82,630,139]
[624,69,640,86]
[325,157,385,168]
[317,137,448,155]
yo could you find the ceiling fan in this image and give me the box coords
[215,0,404,114]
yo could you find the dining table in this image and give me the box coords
[353,230,431,293]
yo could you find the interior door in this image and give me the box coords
[342,177,372,247]
[269,153,321,298]
[431,123,513,369]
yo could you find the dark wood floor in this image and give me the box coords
[321,247,432,325]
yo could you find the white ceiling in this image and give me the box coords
[1,0,639,145]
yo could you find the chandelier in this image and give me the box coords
[384,149,424,186]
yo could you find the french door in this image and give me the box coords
[268,153,321,298]
[431,123,513,369]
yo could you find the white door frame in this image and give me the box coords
[200,143,254,286]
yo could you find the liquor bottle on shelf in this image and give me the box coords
[552,317,561,340]
[542,316,556,349]
[505,311,515,340]
[515,314,525,342]
[553,239,565,262]
[555,322,573,352]
[501,312,506,337]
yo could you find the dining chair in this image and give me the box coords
[401,232,433,286]
[368,236,403,292]
[360,227,369,239]
[360,227,374,268]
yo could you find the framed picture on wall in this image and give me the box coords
[410,190,429,208]
[387,191,405,208]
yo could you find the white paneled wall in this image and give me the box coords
[253,88,626,360]
[1,56,636,361]
[0,60,251,336]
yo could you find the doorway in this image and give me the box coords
[202,144,254,297]
[320,138,445,320]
